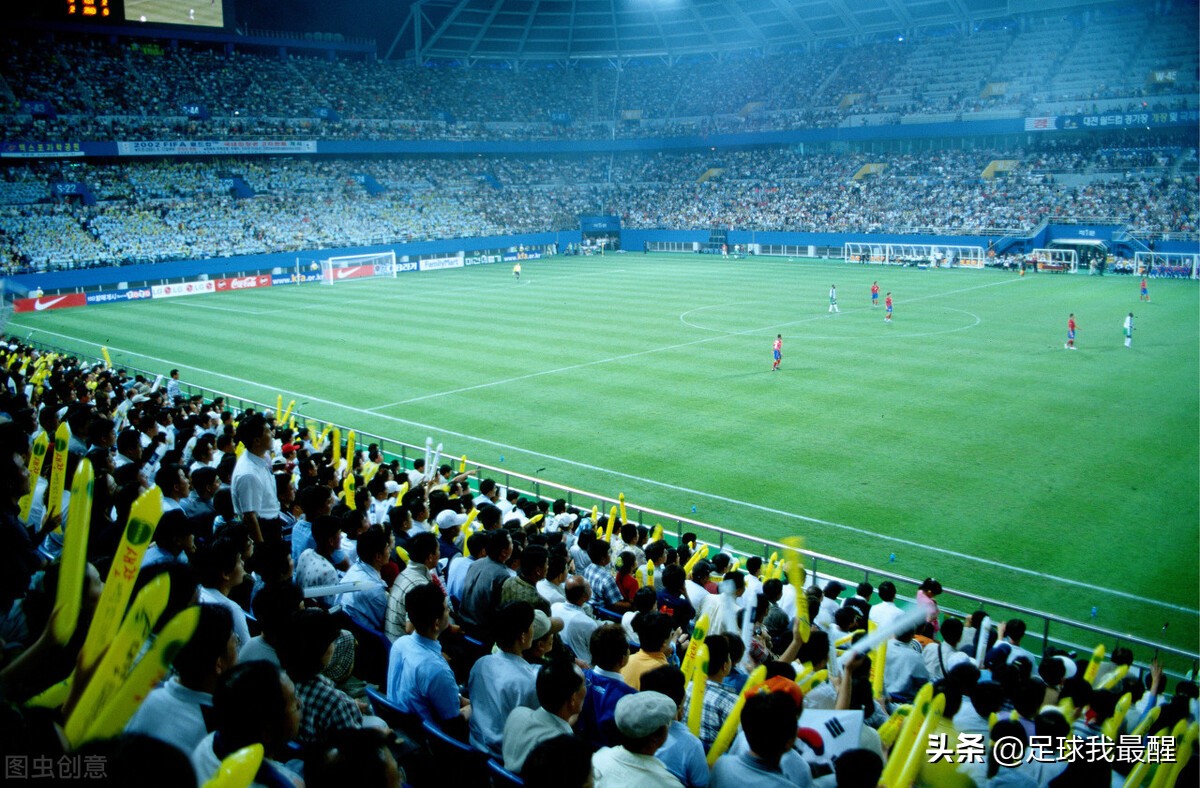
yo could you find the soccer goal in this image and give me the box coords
[1134,251,1199,279]
[318,251,398,285]
[1031,248,1078,273]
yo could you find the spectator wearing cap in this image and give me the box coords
[468,601,539,757]
[459,528,514,639]
[435,508,467,563]
[685,561,712,613]
[190,661,303,787]
[278,609,364,746]
[524,610,562,666]
[592,691,682,787]
[868,581,903,629]
[583,539,630,613]
[640,665,709,788]
[229,412,281,543]
[141,510,196,568]
[502,659,587,773]
[502,543,551,615]
[126,604,237,754]
[681,634,740,751]
[240,581,303,666]
[385,532,440,640]
[712,687,809,787]
[338,525,393,633]
[387,582,469,726]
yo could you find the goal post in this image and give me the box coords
[1031,248,1078,273]
[319,251,398,284]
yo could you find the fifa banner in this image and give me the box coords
[464,253,502,266]
[503,251,542,262]
[1025,109,1199,132]
[215,275,272,292]
[86,287,154,305]
[13,293,88,313]
[152,281,216,299]
[419,256,463,272]
[115,140,318,157]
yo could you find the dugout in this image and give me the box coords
[1049,239,1109,273]
[579,215,621,252]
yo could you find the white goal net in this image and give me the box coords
[318,251,398,285]
[1030,248,1078,273]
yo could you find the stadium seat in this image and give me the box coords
[364,685,426,740]
[488,758,526,787]
[421,720,490,786]
[341,615,391,686]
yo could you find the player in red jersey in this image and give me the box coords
[1140,277,1150,302]
[1065,313,1077,350]
[772,335,782,371]
[871,281,880,307]
[884,293,893,322]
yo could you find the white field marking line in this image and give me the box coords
[19,283,1197,617]
[165,299,273,316]
[368,276,1021,411]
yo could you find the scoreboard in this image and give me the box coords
[63,0,228,28]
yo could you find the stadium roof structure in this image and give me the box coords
[386,0,1131,62]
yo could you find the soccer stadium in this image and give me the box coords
[0,0,1197,784]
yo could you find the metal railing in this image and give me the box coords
[24,338,1200,683]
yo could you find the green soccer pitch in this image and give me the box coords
[11,254,1199,655]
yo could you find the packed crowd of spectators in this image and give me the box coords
[0,142,1194,271]
[0,2,1195,144]
[0,342,1196,787]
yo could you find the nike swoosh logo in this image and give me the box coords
[34,296,69,311]
[335,268,359,279]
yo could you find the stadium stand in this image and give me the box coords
[0,340,1196,787]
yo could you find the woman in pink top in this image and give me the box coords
[916,578,943,633]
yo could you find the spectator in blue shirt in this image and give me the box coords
[641,665,709,788]
[577,623,637,749]
[468,600,538,757]
[386,582,469,726]
[338,525,392,633]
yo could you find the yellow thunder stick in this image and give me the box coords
[461,508,480,557]
[686,643,710,737]
[79,487,164,673]
[343,473,356,510]
[51,458,93,645]
[798,670,829,694]
[879,682,935,786]
[18,431,48,522]
[203,744,265,788]
[280,400,296,425]
[46,422,71,527]
[344,431,356,471]
[618,493,627,525]
[101,347,112,368]
[683,544,709,575]
[706,664,769,767]
[80,605,201,744]
[603,506,618,542]
[65,574,172,746]
[331,427,342,470]
[275,395,282,422]
[781,537,809,642]
[459,455,467,473]
[651,524,663,542]
[1083,644,1106,684]
[679,613,710,678]
[894,692,947,787]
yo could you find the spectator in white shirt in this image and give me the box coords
[537,553,569,607]
[868,580,903,629]
[195,536,252,649]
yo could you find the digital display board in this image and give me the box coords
[64,0,228,28]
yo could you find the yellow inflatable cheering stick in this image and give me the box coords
[80,605,201,744]
[275,395,283,422]
[203,744,265,788]
[894,692,947,787]
[1083,644,1106,685]
[618,493,627,526]
[879,682,935,786]
[343,473,356,510]
[330,427,342,470]
[679,613,710,679]
[46,422,71,529]
[706,665,769,767]
[781,537,809,642]
[686,643,710,736]
[51,458,94,645]
[18,431,49,523]
[461,508,480,557]
[344,431,356,471]
[603,506,618,542]
[459,455,467,473]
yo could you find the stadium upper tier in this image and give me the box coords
[0,3,1196,142]
[1,143,1194,272]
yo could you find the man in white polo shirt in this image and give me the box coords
[230,412,281,543]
